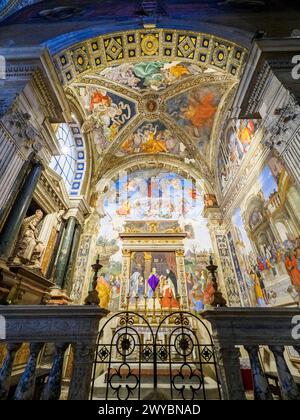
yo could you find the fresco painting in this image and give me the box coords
[218,119,259,191]
[95,169,213,311]
[129,251,180,309]
[78,85,136,154]
[99,61,204,91]
[166,85,223,153]
[231,157,300,307]
[118,120,185,156]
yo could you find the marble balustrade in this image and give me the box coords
[0,305,108,400]
[202,308,300,400]
[0,306,299,400]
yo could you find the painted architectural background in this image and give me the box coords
[230,156,300,307]
[93,169,213,311]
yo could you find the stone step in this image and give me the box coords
[92,371,221,400]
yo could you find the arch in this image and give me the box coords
[66,92,93,199]
[95,154,214,195]
[53,28,248,87]
[49,119,86,196]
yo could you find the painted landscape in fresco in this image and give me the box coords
[166,85,223,153]
[231,156,300,307]
[98,61,204,91]
[95,169,213,312]
[77,85,136,154]
[218,119,259,191]
[118,120,185,156]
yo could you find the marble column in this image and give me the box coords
[0,160,43,259]
[40,343,69,400]
[269,345,300,400]
[45,221,66,279]
[53,216,77,289]
[68,341,96,400]
[215,345,246,400]
[63,223,82,295]
[0,343,21,400]
[14,342,44,400]
[244,345,273,400]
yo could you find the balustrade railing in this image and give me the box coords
[202,308,300,400]
[0,305,108,400]
[0,306,299,400]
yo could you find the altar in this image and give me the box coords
[118,220,188,312]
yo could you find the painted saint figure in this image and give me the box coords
[13,209,45,269]
[129,271,144,304]
[166,269,178,296]
[96,276,111,309]
[285,249,300,292]
[160,276,179,309]
[147,267,160,298]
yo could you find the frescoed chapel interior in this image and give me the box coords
[0,0,300,401]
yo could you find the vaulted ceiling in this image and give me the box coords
[53,29,245,189]
[1,1,300,52]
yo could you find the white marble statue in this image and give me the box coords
[13,209,45,269]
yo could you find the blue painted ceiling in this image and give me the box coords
[0,1,300,52]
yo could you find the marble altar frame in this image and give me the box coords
[119,229,188,310]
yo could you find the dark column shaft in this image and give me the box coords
[53,216,76,289]
[0,161,42,259]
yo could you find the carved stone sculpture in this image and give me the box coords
[13,209,45,269]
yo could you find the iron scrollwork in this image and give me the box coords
[90,311,221,401]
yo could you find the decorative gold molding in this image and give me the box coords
[53,29,248,86]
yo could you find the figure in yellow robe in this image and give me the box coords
[141,131,168,153]
[96,276,111,309]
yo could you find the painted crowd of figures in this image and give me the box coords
[128,267,179,309]
[244,241,300,306]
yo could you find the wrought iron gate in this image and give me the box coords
[90,311,222,400]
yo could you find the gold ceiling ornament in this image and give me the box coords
[55,30,247,193]
[140,33,159,56]
[53,29,248,86]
